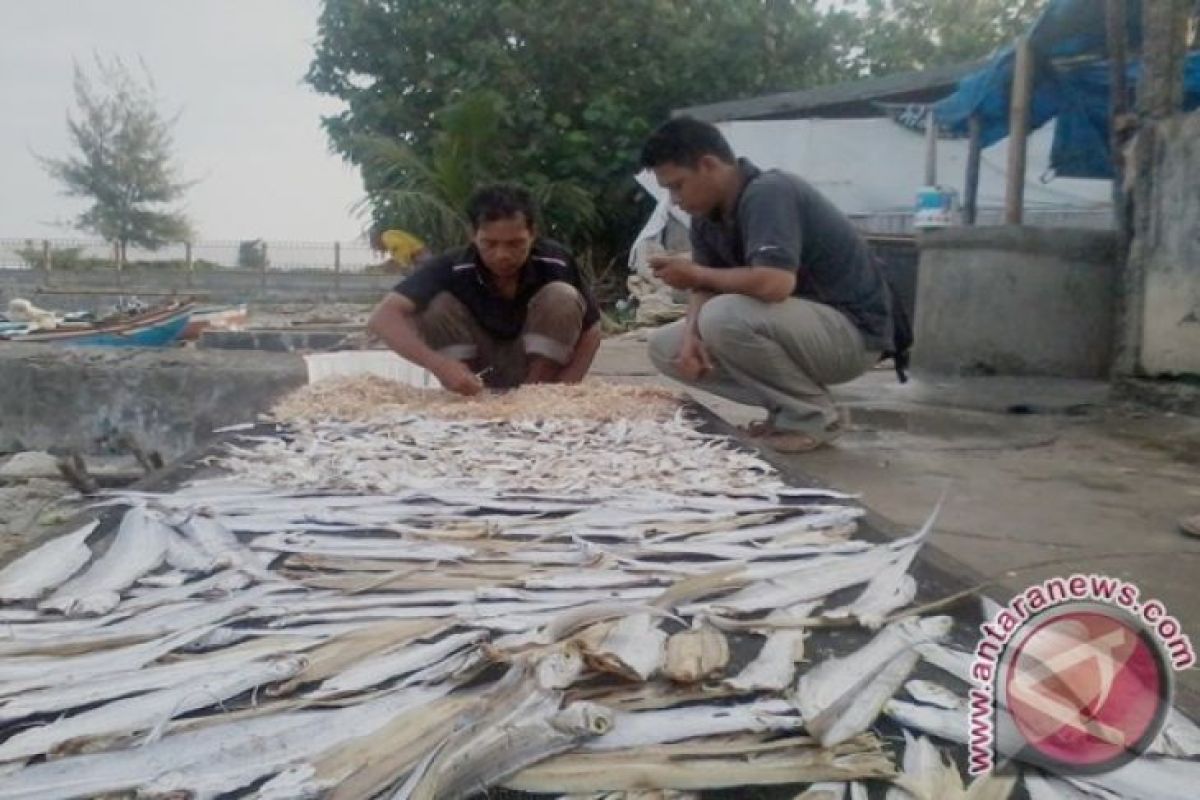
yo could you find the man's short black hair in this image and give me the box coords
[466,184,538,230]
[640,117,736,169]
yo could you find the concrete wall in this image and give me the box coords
[0,267,397,311]
[913,226,1118,379]
[0,344,307,459]
[1123,111,1200,378]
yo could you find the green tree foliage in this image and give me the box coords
[353,90,599,250]
[307,0,1044,267]
[39,56,193,265]
[828,0,1043,75]
[307,0,845,258]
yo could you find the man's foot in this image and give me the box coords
[524,355,561,385]
[1180,514,1200,539]
[739,419,775,437]
[753,429,830,453]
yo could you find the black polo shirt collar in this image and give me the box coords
[708,158,762,229]
[467,244,539,296]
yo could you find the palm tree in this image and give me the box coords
[355,90,598,251]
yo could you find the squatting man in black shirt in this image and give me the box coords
[368,185,603,396]
[640,118,893,453]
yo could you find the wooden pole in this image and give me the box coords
[41,240,51,272]
[964,115,983,226]
[185,241,194,289]
[1005,36,1034,225]
[924,106,938,186]
[1106,0,1130,246]
[1139,0,1190,120]
[334,241,342,297]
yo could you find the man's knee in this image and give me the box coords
[647,324,682,373]
[696,294,758,351]
[423,291,469,321]
[418,292,477,355]
[530,281,584,318]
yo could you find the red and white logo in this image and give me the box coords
[998,603,1172,772]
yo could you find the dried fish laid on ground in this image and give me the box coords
[9,380,1180,800]
[0,521,97,602]
[212,379,825,497]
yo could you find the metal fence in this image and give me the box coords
[850,208,1115,236]
[0,238,383,273]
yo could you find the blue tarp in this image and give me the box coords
[934,0,1200,179]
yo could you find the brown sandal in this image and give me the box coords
[754,430,829,453]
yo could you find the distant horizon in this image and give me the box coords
[0,0,366,243]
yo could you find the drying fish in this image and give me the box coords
[663,625,729,683]
[885,731,964,800]
[558,792,699,800]
[249,532,475,562]
[268,618,444,696]
[41,505,171,617]
[505,735,896,794]
[312,630,487,698]
[1151,708,1200,757]
[0,636,307,724]
[794,616,952,747]
[1024,772,1103,800]
[164,527,222,574]
[0,686,451,800]
[509,601,682,649]
[406,700,614,800]
[724,630,807,692]
[884,699,968,745]
[0,654,306,762]
[0,520,97,602]
[681,545,904,618]
[537,644,588,689]
[581,699,801,751]
[0,624,215,692]
[824,504,938,628]
[584,613,668,681]
[1066,754,1200,800]
[903,679,964,711]
[914,641,975,683]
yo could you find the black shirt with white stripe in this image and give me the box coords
[393,239,600,341]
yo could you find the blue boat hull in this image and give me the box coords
[1,306,193,347]
[67,311,192,347]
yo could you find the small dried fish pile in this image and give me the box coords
[1,390,1196,799]
[273,375,681,424]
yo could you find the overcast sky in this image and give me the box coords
[0,0,365,243]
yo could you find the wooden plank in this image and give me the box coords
[1106,0,1132,250]
[1005,37,1034,225]
[964,114,983,226]
[1139,0,1191,119]
[924,106,938,186]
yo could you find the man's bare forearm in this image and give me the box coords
[558,323,602,383]
[367,303,449,373]
[684,290,713,336]
[694,266,795,302]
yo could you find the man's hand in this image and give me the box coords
[650,255,705,291]
[433,359,484,396]
[676,332,714,381]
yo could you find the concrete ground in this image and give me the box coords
[595,329,1200,699]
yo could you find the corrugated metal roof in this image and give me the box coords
[674,61,984,122]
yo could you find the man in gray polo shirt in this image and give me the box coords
[640,117,891,452]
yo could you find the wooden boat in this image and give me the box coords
[0,303,193,347]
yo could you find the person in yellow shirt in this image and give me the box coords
[370,227,431,273]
